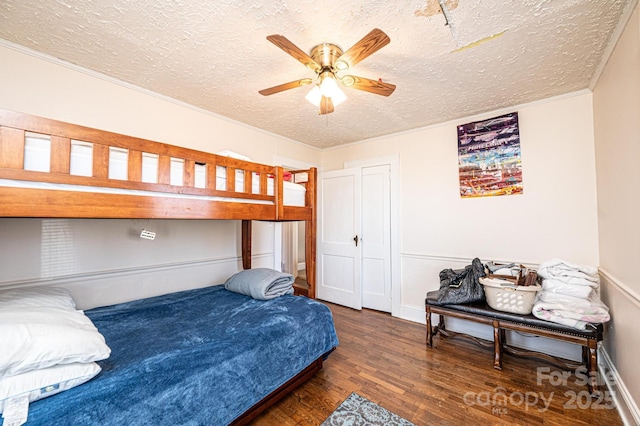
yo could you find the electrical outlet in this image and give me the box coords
[140,229,156,240]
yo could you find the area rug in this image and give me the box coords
[321,392,415,426]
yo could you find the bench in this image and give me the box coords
[425,291,603,394]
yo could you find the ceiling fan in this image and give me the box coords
[259,28,396,115]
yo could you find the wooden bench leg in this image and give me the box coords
[500,328,506,368]
[587,339,598,394]
[493,319,502,370]
[426,306,433,348]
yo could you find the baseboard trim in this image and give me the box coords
[599,347,640,425]
[401,304,427,324]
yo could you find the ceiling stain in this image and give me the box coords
[451,30,507,53]
[415,0,459,18]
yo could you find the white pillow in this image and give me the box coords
[0,286,76,310]
[0,362,101,413]
[0,307,111,378]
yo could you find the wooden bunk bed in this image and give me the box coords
[0,108,328,425]
[0,108,317,297]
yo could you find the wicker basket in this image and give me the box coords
[480,277,541,315]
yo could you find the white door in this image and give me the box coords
[317,168,362,309]
[362,165,392,312]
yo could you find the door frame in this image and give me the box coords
[345,155,400,318]
[273,156,319,275]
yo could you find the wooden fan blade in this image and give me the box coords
[341,75,396,96]
[319,96,334,115]
[259,78,313,96]
[266,35,322,73]
[336,29,390,69]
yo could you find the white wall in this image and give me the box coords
[593,4,640,423]
[0,42,320,308]
[0,218,278,309]
[322,92,600,323]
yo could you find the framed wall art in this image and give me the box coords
[457,112,523,198]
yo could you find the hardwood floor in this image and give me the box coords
[251,302,623,426]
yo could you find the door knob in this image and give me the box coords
[353,235,359,247]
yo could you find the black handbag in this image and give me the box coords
[433,258,486,305]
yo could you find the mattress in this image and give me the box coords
[25,285,339,425]
[13,134,306,207]
[0,178,306,207]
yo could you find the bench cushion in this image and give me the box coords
[426,290,602,340]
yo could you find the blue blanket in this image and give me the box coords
[26,285,339,425]
[224,268,294,300]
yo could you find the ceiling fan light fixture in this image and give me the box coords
[305,85,322,107]
[329,85,347,106]
[306,71,348,109]
[305,82,347,108]
[319,71,340,97]
[320,72,347,106]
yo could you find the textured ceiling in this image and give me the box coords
[0,0,632,148]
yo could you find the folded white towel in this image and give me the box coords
[536,290,594,307]
[531,290,610,330]
[539,270,599,286]
[538,258,598,277]
[541,279,595,299]
[538,258,599,287]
